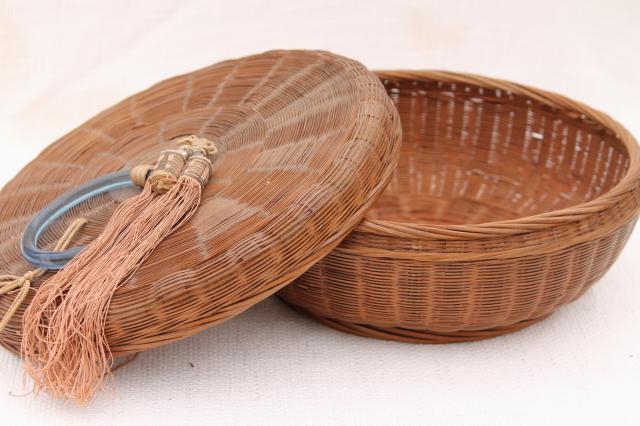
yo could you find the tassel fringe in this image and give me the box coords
[21,137,215,404]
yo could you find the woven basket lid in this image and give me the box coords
[0,50,401,355]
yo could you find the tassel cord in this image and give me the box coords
[0,218,87,334]
[21,136,216,404]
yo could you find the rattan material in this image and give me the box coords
[0,50,402,355]
[280,70,640,343]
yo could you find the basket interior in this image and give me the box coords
[369,77,631,225]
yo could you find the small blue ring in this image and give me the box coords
[21,170,136,270]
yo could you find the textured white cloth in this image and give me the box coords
[0,1,639,425]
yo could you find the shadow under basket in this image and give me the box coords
[279,70,640,344]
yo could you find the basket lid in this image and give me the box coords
[0,50,401,355]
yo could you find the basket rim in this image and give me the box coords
[361,69,640,239]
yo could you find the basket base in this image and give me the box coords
[283,300,552,344]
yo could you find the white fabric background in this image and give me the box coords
[1,1,639,425]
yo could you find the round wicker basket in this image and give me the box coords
[279,70,640,343]
[0,50,402,355]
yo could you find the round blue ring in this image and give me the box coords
[21,170,136,270]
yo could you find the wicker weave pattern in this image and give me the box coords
[280,71,640,343]
[0,50,402,355]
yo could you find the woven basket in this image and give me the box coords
[279,70,640,343]
[0,50,401,355]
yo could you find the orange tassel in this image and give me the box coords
[21,137,215,404]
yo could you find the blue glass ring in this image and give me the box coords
[21,170,135,270]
